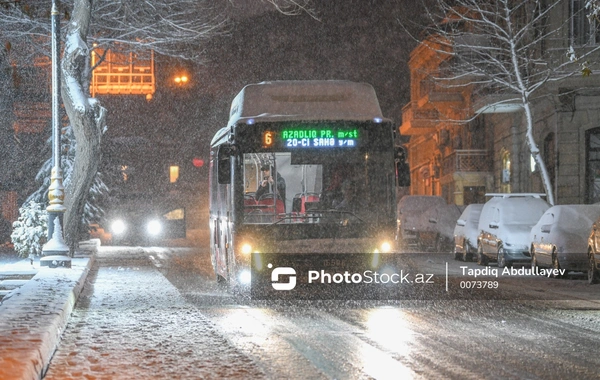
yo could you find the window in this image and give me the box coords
[169,165,179,183]
[501,150,511,193]
[586,128,600,203]
[544,133,556,189]
[571,0,600,46]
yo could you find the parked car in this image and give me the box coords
[477,193,550,267]
[453,204,484,261]
[397,195,462,252]
[586,216,600,284]
[530,205,600,277]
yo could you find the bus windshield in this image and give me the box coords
[242,151,394,225]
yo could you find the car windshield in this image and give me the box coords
[241,151,393,225]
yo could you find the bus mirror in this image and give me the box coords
[217,144,232,184]
[395,147,410,187]
[396,161,410,187]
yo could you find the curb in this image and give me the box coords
[0,252,95,380]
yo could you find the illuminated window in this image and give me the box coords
[170,165,179,183]
[91,47,155,97]
[164,208,185,220]
[502,151,511,182]
[121,165,129,182]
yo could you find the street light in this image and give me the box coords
[173,74,189,85]
[41,0,70,268]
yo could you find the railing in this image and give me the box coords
[442,149,491,175]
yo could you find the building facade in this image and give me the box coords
[400,0,600,207]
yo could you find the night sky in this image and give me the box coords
[100,0,426,165]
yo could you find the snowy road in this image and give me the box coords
[44,245,600,379]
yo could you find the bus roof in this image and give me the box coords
[227,80,387,126]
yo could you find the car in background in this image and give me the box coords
[530,205,600,277]
[453,204,484,262]
[101,194,186,246]
[477,193,550,268]
[397,195,462,252]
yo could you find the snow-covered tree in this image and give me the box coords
[11,201,48,257]
[27,125,109,230]
[0,0,313,252]
[414,0,597,205]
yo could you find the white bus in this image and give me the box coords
[209,80,405,288]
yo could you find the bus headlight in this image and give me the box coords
[380,241,392,253]
[146,219,163,236]
[241,243,253,255]
[374,241,392,254]
[111,219,126,235]
[239,269,251,284]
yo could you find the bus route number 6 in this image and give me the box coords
[264,131,273,147]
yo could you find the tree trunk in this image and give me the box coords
[61,0,106,253]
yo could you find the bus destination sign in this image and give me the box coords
[263,128,359,148]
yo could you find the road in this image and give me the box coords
[44,241,600,379]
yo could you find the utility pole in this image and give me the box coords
[41,0,70,268]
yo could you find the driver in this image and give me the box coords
[255,164,286,210]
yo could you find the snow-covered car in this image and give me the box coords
[397,195,462,252]
[530,205,600,277]
[453,204,484,261]
[586,216,600,284]
[476,193,550,267]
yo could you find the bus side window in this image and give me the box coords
[217,144,233,184]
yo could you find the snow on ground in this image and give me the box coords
[43,248,266,380]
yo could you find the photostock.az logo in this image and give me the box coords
[269,263,296,290]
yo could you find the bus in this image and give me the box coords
[209,80,405,288]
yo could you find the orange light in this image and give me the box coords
[174,74,189,85]
[263,131,273,147]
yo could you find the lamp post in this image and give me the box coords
[41,0,70,268]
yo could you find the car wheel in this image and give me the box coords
[453,245,462,261]
[433,234,442,253]
[462,242,471,262]
[588,248,599,285]
[477,244,488,266]
[497,246,507,268]
[551,250,563,279]
[531,248,538,272]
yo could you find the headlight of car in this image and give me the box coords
[111,219,127,235]
[146,219,163,236]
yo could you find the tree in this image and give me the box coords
[413,0,595,205]
[0,0,313,252]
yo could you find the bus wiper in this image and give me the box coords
[306,209,365,224]
[267,209,365,225]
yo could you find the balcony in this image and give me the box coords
[442,149,491,176]
[472,93,522,114]
[400,102,439,135]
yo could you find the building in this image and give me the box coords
[400,0,600,206]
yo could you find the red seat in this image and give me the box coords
[293,193,320,213]
[257,198,285,215]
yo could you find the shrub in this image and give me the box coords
[11,201,48,257]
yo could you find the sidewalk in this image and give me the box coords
[0,241,97,380]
